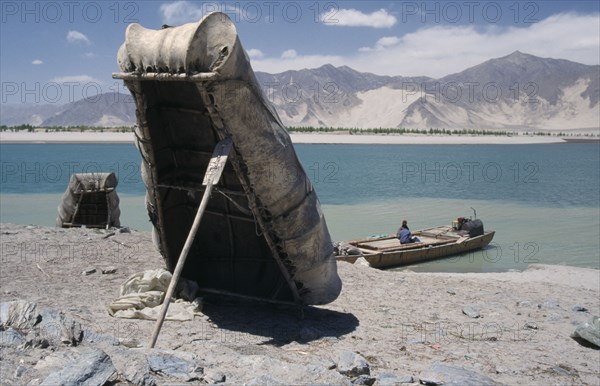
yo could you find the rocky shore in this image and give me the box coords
[1,223,598,385]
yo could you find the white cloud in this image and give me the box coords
[252,12,600,78]
[159,1,243,25]
[511,12,600,64]
[246,48,264,60]
[325,8,396,28]
[281,49,298,59]
[31,59,43,65]
[50,75,102,84]
[376,36,401,48]
[159,1,204,24]
[83,52,97,59]
[66,30,90,45]
[359,36,401,52]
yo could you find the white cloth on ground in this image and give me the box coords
[107,268,202,321]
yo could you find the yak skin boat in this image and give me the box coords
[336,220,495,269]
[56,172,120,229]
[113,13,341,306]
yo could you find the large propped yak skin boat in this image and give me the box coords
[114,13,341,305]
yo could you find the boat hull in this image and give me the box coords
[338,229,495,269]
[56,172,120,229]
[114,13,341,305]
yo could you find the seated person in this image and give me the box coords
[397,220,421,244]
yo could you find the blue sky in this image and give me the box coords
[1,1,599,104]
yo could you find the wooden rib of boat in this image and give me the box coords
[113,12,341,306]
[337,225,495,269]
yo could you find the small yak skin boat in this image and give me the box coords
[336,218,495,269]
[56,172,120,229]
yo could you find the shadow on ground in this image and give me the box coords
[200,298,359,346]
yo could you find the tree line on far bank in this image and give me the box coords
[0,124,597,138]
[286,126,596,137]
[0,124,133,133]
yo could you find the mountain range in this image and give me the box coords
[2,51,598,131]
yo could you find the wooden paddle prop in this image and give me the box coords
[148,137,233,349]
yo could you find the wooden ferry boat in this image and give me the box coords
[337,221,495,269]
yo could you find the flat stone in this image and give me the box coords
[324,357,337,370]
[0,328,26,347]
[0,300,41,329]
[447,288,456,295]
[352,374,376,385]
[462,306,481,318]
[419,363,501,386]
[40,348,116,386]
[552,364,577,377]
[538,300,559,309]
[246,374,286,386]
[14,365,26,378]
[204,368,226,383]
[494,365,513,374]
[81,328,118,345]
[124,357,157,386]
[120,336,142,348]
[34,351,80,372]
[337,350,370,377]
[82,268,96,276]
[147,351,198,379]
[296,326,322,342]
[572,304,588,312]
[38,309,83,346]
[101,266,117,274]
[571,316,600,348]
[107,347,157,386]
[395,375,416,384]
[23,330,49,349]
[547,314,562,321]
[238,355,346,385]
[378,372,415,385]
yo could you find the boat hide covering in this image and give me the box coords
[56,173,121,228]
[115,13,341,305]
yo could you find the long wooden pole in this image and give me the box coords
[148,137,232,349]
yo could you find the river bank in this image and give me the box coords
[0,130,577,145]
[1,223,598,385]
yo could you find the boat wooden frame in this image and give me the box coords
[337,226,495,268]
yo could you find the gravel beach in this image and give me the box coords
[1,223,598,385]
